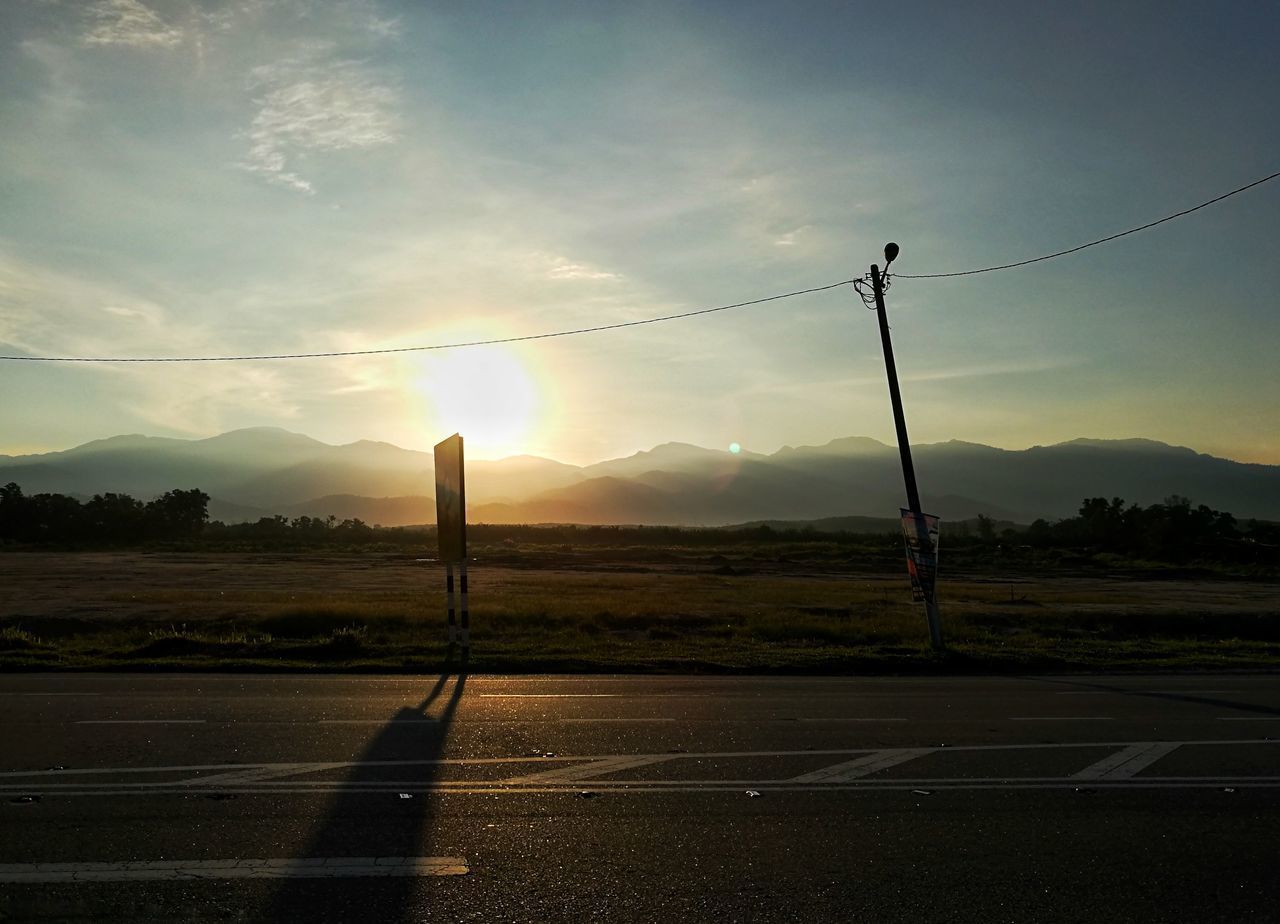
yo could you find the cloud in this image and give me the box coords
[82,0,183,48]
[545,257,621,281]
[238,54,399,193]
[773,225,812,247]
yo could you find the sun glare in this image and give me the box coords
[407,344,543,458]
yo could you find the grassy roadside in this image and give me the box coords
[3,553,1278,672]
[3,603,1280,673]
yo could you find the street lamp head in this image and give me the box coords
[884,242,900,265]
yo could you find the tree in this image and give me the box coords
[84,492,145,543]
[145,489,210,539]
[0,483,28,543]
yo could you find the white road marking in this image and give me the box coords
[182,763,349,786]
[1054,690,1238,696]
[0,857,469,882]
[795,717,908,723]
[0,693,101,697]
[318,719,438,725]
[478,694,620,698]
[1217,716,1280,721]
[504,755,677,784]
[1010,716,1113,721]
[1072,742,1182,780]
[3,781,1279,797]
[556,718,676,723]
[790,748,935,783]
[2,739,1275,782]
[75,720,206,725]
[1147,690,1238,695]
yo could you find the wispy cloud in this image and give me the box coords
[773,224,812,247]
[239,53,399,193]
[545,256,621,281]
[82,0,183,48]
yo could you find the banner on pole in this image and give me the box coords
[900,509,940,604]
[434,433,467,563]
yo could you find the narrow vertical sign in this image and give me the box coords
[434,434,466,563]
[900,509,940,604]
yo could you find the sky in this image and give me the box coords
[1,0,1277,465]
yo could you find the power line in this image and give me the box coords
[2,169,1275,363]
[0,280,855,363]
[894,170,1280,279]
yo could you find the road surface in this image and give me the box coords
[1,673,1277,922]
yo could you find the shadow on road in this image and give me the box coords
[1027,675,1280,718]
[266,655,468,921]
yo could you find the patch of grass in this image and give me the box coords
[0,626,42,650]
[2,549,1277,672]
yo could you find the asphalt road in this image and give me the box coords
[1,673,1278,922]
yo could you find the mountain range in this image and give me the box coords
[1,428,1277,527]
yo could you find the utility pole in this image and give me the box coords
[868,244,944,650]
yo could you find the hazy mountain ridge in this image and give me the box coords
[1,428,1277,527]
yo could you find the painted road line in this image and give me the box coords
[182,762,349,786]
[4,740,1276,783]
[795,717,908,723]
[478,694,620,698]
[1010,716,1114,721]
[318,719,438,725]
[0,693,101,697]
[790,748,935,783]
[1217,716,1280,721]
[1053,690,1238,696]
[5,781,1280,797]
[75,720,206,725]
[557,718,676,723]
[504,755,677,784]
[1072,742,1182,780]
[0,857,469,883]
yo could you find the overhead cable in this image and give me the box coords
[0,280,855,363]
[2,169,1275,363]
[894,170,1279,278]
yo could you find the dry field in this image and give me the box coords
[2,550,1278,672]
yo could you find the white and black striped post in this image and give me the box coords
[446,562,457,644]
[459,561,470,650]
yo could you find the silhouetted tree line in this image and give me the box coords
[1006,495,1278,565]
[204,514,386,545]
[1,483,210,544]
[2,482,1275,564]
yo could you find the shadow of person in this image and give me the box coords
[266,657,468,921]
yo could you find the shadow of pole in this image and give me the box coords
[266,654,468,921]
[1022,675,1280,718]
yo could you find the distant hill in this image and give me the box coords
[2,428,1277,526]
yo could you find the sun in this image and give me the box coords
[408,344,542,458]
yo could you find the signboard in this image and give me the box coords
[900,509,940,604]
[434,433,467,563]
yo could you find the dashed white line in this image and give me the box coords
[0,857,469,883]
[557,718,676,723]
[1010,716,1114,721]
[795,717,908,723]
[1217,716,1280,721]
[76,720,206,725]
[478,694,620,698]
[317,719,438,725]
